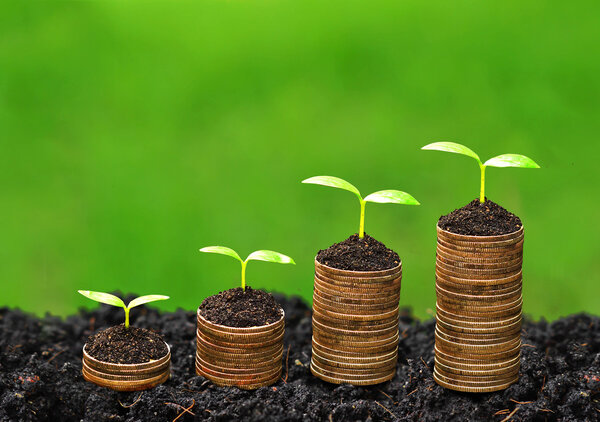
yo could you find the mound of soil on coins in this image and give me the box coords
[85,325,168,364]
[1,293,599,421]
[316,233,401,271]
[439,199,522,236]
[199,287,283,327]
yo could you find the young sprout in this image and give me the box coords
[302,176,420,239]
[199,247,295,290]
[421,142,540,203]
[78,291,169,329]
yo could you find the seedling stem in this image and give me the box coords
[480,164,486,203]
[241,260,248,290]
[359,199,366,239]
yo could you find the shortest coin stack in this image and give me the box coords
[82,344,171,392]
[196,309,284,390]
[434,225,524,393]
[311,259,402,386]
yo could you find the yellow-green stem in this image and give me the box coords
[480,164,486,203]
[359,199,366,238]
[124,307,130,329]
[241,260,248,290]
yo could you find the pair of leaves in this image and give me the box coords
[199,247,295,265]
[301,176,420,205]
[421,142,540,168]
[78,290,169,310]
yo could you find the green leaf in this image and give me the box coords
[199,246,242,262]
[421,142,481,164]
[78,290,125,309]
[301,176,361,199]
[364,190,420,205]
[246,250,296,265]
[484,154,540,168]
[128,295,170,309]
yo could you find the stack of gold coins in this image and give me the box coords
[311,259,402,385]
[434,225,524,393]
[196,309,284,390]
[82,344,171,391]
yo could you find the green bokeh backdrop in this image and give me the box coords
[1,0,599,320]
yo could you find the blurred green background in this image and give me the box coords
[1,0,598,321]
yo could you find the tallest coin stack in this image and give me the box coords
[433,225,524,393]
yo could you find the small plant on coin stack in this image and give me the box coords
[422,141,540,393]
[195,246,295,389]
[302,175,420,386]
[78,290,171,392]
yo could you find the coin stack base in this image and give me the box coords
[434,225,524,393]
[196,309,284,390]
[82,344,171,392]
[311,259,402,385]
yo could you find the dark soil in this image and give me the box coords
[199,287,283,328]
[1,294,599,421]
[85,325,168,364]
[438,198,523,236]
[316,233,401,271]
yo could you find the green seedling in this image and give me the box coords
[78,290,169,329]
[199,247,295,290]
[421,142,540,203]
[302,176,420,239]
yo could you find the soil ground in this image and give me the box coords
[1,294,599,421]
[200,287,282,328]
[86,325,168,364]
[438,199,523,236]
[316,233,400,271]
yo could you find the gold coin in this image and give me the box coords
[434,327,520,346]
[310,364,395,386]
[83,344,171,373]
[434,350,520,370]
[197,333,283,356]
[435,319,521,338]
[311,351,397,371]
[434,356,519,376]
[436,240,523,260]
[314,276,402,293]
[435,334,521,354]
[312,317,399,337]
[436,258,522,276]
[434,344,520,363]
[436,225,524,243]
[313,294,399,313]
[312,338,398,357]
[196,366,281,390]
[197,310,284,334]
[437,294,523,313]
[436,284,522,303]
[312,331,399,350]
[436,236,524,255]
[312,340,397,361]
[315,259,402,278]
[314,268,402,286]
[435,269,523,287]
[433,371,517,393]
[310,359,394,378]
[436,253,523,270]
[434,365,518,383]
[83,367,170,392]
[435,311,522,330]
[314,278,400,300]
